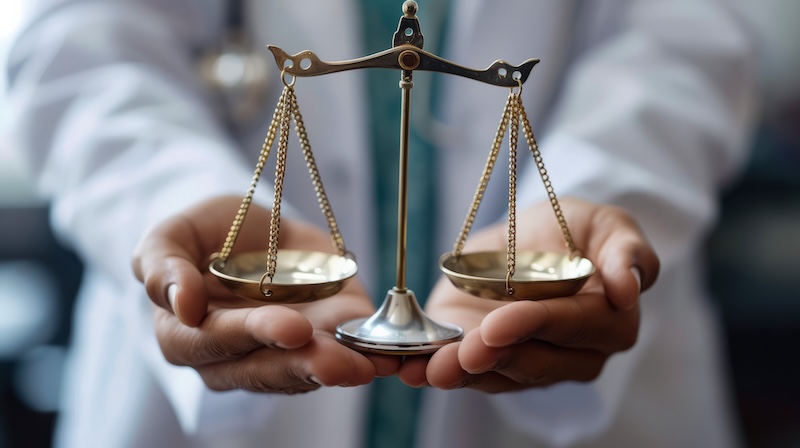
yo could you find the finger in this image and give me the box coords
[303,334,377,387]
[297,287,377,334]
[479,294,639,352]
[154,305,314,367]
[423,277,499,332]
[591,208,660,310]
[244,305,314,349]
[422,342,475,390]
[369,354,403,378]
[397,355,431,387]
[133,217,208,326]
[421,342,520,393]
[459,327,606,387]
[295,284,397,377]
[197,333,376,392]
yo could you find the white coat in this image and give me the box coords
[6,0,758,447]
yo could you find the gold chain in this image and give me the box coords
[265,86,294,281]
[216,90,286,263]
[452,92,514,257]
[215,76,350,295]
[518,97,578,255]
[451,88,579,295]
[288,91,347,257]
[506,93,520,293]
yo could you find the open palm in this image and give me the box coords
[398,198,659,392]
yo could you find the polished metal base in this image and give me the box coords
[335,288,463,355]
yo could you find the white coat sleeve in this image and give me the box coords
[5,0,279,436]
[499,1,759,444]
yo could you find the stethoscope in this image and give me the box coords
[197,0,451,139]
[198,0,270,128]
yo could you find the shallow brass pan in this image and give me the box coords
[440,251,594,301]
[210,250,357,303]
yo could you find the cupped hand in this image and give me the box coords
[132,196,399,393]
[398,198,659,393]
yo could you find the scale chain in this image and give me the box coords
[289,91,347,257]
[452,92,514,257]
[265,87,294,282]
[451,89,579,296]
[518,98,578,256]
[217,90,286,263]
[506,93,520,293]
[215,80,350,293]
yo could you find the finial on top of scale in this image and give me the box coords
[403,1,418,18]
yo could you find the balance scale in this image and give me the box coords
[208,1,595,355]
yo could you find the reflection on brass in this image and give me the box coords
[210,250,357,303]
[440,251,595,301]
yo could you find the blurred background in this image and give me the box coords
[0,2,798,447]
[1,2,83,448]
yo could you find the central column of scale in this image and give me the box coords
[395,73,412,292]
[334,2,464,354]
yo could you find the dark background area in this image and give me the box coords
[706,110,800,448]
[0,206,82,448]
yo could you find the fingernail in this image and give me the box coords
[167,284,178,313]
[630,267,642,293]
[309,376,322,386]
[467,361,495,375]
[265,340,293,350]
[442,378,469,390]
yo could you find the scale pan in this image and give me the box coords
[440,251,594,301]
[210,250,357,303]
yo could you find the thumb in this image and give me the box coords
[596,233,659,311]
[132,221,210,327]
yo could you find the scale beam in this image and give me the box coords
[268,45,539,88]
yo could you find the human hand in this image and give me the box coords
[132,196,399,393]
[398,198,659,392]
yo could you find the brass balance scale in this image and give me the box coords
[209,1,595,355]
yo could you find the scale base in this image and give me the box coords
[335,288,463,355]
